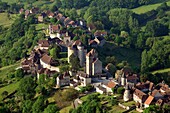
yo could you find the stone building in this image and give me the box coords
[86,49,102,76]
[56,72,70,87]
[67,40,86,67]
[123,84,131,102]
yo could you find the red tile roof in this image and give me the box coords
[41,54,52,65]
[38,40,50,47]
[107,81,117,88]
[134,89,147,100]
[144,96,154,105]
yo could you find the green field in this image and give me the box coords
[152,68,170,75]
[0,62,20,79]
[0,13,18,27]
[1,0,17,4]
[0,80,20,101]
[132,1,170,14]
[35,23,49,31]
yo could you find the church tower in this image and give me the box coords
[123,84,131,102]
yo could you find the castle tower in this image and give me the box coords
[121,73,126,86]
[77,44,85,67]
[67,46,74,63]
[123,84,131,102]
[86,49,97,76]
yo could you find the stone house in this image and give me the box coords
[133,89,148,106]
[38,40,50,50]
[25,9,30,19]
[86,49,102,76]
[57,72,70,87]
[48,24,63,39]
[37,68,56,79]
[70,71,91,87]
[38,12,47,22]
[40,54,60,72]
[102,81,119,94]
[96,85,106,94]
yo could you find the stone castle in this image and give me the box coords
[67,40,87,67]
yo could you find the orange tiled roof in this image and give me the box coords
[144,96,154,105]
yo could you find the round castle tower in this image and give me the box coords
[77,44,85,67]
[123,84,131,102]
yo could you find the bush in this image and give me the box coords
[117,87,125,94]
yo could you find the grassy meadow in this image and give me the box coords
[0,62,20,79]
[132,0,170,14]
[0,80,20,101]
[0,13,18,27]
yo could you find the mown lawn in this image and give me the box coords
[0,62,20,79]
[0,80,20,101]
[0,13,18,27]
[132,1,170,14]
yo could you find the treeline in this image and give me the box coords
[56,0,153,9]
[0,1,23,13]
[0,14,45,67]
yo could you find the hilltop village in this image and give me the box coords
[18,7,170,112]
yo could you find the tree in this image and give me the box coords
[50,18,57,24]
[22,100,33,113]
[1,91,8,98]
[49,45,61,59]
[117,87,125,94]
[145,20,169,37]
[111,88,116,94]
[106,56,117,65]
[163,104,170,113]
[69,54,80,71]
[115,35,122,46]
[43,104,59,113]
[50,5,58,12]
[62,88,79,101]
[106,63,117,77]
[140,73,148,82]
[110,97,118,106]
[15,68,24,79]
[32,96,45,113]
[17,77,36,100]
[143,105,161,113]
